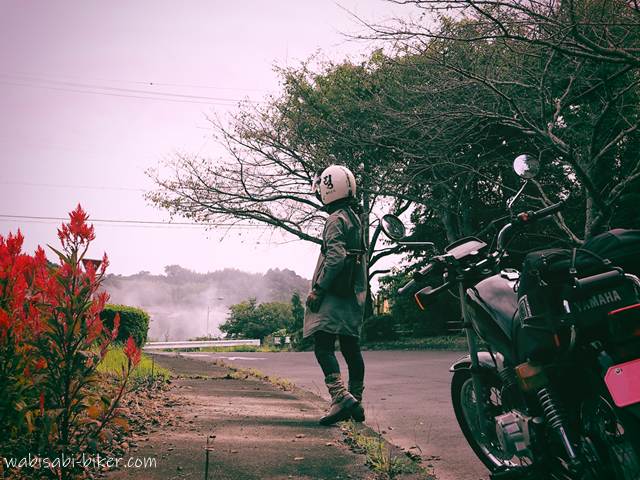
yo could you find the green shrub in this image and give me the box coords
[290,329,314,351]
[362,314,398,342]
[100,304,150,346]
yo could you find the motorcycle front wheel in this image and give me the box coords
[451,369,535,473]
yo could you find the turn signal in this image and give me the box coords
[515,361,548,392]
[414,292,426,311]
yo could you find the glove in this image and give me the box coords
[306,289,325,313]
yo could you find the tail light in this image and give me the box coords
[609,303,640,339]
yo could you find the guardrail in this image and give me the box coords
[143,339,261,350]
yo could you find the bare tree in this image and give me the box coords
[146,63,418,277]
[147,108,325,245]
[374,0,640,67]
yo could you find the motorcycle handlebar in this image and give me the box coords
[398,279,417,296]
[397,199,567,295]
[574,269,625,294]
[498,198,567,251]
[397,259,444,296]
[529,200,565,220]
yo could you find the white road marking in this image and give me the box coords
[224,356,266,361]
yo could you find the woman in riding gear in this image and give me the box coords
[304,165,368,425]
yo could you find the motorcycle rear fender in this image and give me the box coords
[449,351,506,373]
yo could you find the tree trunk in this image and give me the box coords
[441,207,458,243]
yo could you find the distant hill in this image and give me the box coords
[103,266,310,341]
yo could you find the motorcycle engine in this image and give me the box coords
[495,410,534,458]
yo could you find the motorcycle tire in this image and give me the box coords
[579,387,640,480]
[451,369,536,473]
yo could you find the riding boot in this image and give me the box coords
[319,373,357,426]
[349,380,365,422]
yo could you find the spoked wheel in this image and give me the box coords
[580,393,640,480]
[451,369,535,473]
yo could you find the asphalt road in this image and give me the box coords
[168,350,489,480]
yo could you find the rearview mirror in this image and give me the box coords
[513,154,540,179]
[380,214,406,241]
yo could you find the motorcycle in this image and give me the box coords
[378,154,640,479]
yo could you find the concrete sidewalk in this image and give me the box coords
[106,354,427,480]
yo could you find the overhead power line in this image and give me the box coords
[0,181,145,192]
[0,73,264,104]
[0,78,267,107]
[0,214,265,229]
[1,71,274,93]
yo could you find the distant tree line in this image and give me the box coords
[103,265,309,341]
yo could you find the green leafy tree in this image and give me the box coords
[220,298,294,340]
[290,291,305,333]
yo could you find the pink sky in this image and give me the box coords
[0,0,409,279]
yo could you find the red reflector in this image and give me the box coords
[414,293,425,311]
[609,303,640,316]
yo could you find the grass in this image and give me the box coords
[341,420,431,479]
[97,346,172,382]
[363,335,467,351]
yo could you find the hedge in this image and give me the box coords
[362,314,398,342]
[100,304,150,346]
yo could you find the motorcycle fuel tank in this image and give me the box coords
[465,271,519,361]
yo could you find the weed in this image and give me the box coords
[220,363,295,391]
[341,420,431,479]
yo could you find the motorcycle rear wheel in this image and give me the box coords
[580,391,640,480]
[451,369,535,473]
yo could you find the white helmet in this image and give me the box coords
[311,165,357,205]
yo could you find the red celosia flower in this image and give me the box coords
[112,313,120,341]
[0,309,10,332]
[57,204,95,248]
[86,316,103,344]
[35,358,47,370]
[6,230,24,257]
[39,392,45,416]
[68,204,95,240]
[123,336,141,367]
[100,252,109,276]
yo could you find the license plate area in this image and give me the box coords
[605,358,640,407]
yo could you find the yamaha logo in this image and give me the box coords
[573,289,622,312]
